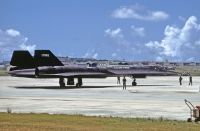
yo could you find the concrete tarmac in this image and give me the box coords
[0,76,200,120]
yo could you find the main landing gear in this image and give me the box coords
[76,77,82,87]
[67,77,75,85]
[59,77,83,88]
[59,77,65,87]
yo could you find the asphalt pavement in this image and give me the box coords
[0,76,200,120]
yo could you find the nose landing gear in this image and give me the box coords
[132,77,137,86]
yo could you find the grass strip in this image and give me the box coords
[0,113,200,131]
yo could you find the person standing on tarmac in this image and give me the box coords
[179,75,183,85]
[117,76,120,84]
[189,75,192,86]
[122,76,126,90]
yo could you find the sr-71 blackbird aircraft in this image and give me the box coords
[8,50,177,87]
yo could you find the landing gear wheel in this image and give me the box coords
[76,83,81,87]
[76,78,82,87]
[132,81,137,86]
[76,82,82,88]
[132,77,137,86]
[60,82,65,87]
[67,77,75,85]
[59,78,65,87]
[187,118,192,122]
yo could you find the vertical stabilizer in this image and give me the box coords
[10,50,34,69]
[34,50,64,67]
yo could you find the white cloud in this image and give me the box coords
[83,49,98,59]
[156,56,163,61]
[112,5,169,21]
[145,16,200,61]
[92,53,98,59]
[20,43,36,52]
[104,28,123,38]
[6,29,20,37]
[186,57,194,62]
[83,52,90,58]
[104,28,130,47]
[131,25,145,37]
[145,41,160,49]
[0,29,36,61]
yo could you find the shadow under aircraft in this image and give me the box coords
[8,50,177,87]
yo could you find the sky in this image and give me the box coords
[0,0,200,62]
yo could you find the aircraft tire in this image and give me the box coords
[132,81,137,86]
[59,82,65,88]
[59,78,65,87]
[76,83,82,88]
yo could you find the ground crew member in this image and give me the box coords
[179,75,183,85]
[189,75,192,86]
[117,76,120,84]
[122,77,126,90]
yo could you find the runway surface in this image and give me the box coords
[0,76,200,120]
